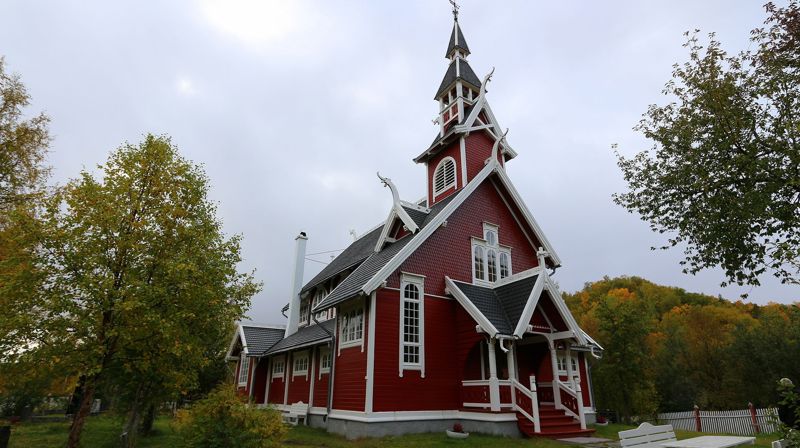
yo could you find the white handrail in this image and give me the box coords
[555,379,586,429]
[509,376,541,433]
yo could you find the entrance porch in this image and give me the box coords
[459,333,594,438]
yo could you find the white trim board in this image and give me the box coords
[327,409,518,423]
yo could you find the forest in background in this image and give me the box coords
[564,276,799,421]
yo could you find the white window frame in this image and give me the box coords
[299,298,310,327]
[311,288,331,322]
[399,273,425,378]
[338,302,364,351]
[271,357,285,379]
[318,347,331,378]
[556,350,580,379]
[432,157,457,198]
[472,223,512,285]
[292,351,309,379]
[238,353,250,386]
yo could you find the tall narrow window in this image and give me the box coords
[473,246,485,280]
[400,274,425,376]
[499,252,510,279]
[299,299,309,327]
[433,157,457,197]
[487,250,497,282]
[238,353,249,385]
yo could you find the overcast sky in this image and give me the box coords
[2,0,797,324]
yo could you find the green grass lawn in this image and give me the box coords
[4,416,784,448]
[6,415,180,448]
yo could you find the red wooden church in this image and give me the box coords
[226,9,603,439]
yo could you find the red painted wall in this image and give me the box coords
[267,354,287,405]
[286,356,311,404]
[387,179,540,295]
[332,297,368,411]
[252,359,269,404]
[372,289,461,412]
[578,353,591,406]
[313,346,330,408]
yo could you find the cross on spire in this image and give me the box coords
[449,0,459,21]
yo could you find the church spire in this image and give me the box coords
[435,3,481,133]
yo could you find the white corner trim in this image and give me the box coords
[365,291,377,413]
[374,208,399,253]
[361,160,500,295]
[445,276,499,337]
[226,324,247,359]
[542,275,587,346]
[459,137,467,187]
[492,166,562,266]
[492,266,542,288]
[399,274,425,378]
[512,274,545,338]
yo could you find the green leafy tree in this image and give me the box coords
[0,56,52,417]
[0,56,50,212]
[12,135,259,448]
[591,288,658,422]
[614,1,800,288]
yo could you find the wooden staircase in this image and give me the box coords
[516,404,595,439]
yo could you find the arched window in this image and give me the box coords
[400,274,425,375]
[433,157,457,197]
[499,252,510,279]
[487,250,497,282]
[473,246,485,280]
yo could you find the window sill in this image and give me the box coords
[339,340,363,350]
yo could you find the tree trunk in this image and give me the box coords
[121,386,145,448]
[139,404,156,436]
[66,376,97,448]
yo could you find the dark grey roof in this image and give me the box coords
[452,274,540,335]
[265,320,336,355]
[300,225,384,295]
[446,22,470,58]
[402,205,429,229]
[314,195,457,311]
[435,58,482,99]
[242,326,285,356]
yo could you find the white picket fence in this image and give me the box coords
[657,408,780,435]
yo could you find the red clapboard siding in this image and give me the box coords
[517,342,550,383]
[286,359,311,404]
[465,131,494,181]
[267,354,287,405]
[372,289,461,412]
[578,353,591,405]
[313,346,330,408]
[386,180,539,295]
[332,298,367,411]
[252,359,269,404]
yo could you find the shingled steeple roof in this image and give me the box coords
[435,19,481,100]
[446,21,470,58]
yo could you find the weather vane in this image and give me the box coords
[449,0,459,21]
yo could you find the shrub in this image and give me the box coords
[173,385,287,448]
[452,422,464,433]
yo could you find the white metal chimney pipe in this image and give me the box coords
[285,231,308,337]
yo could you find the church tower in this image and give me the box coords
[414,7,518,207]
